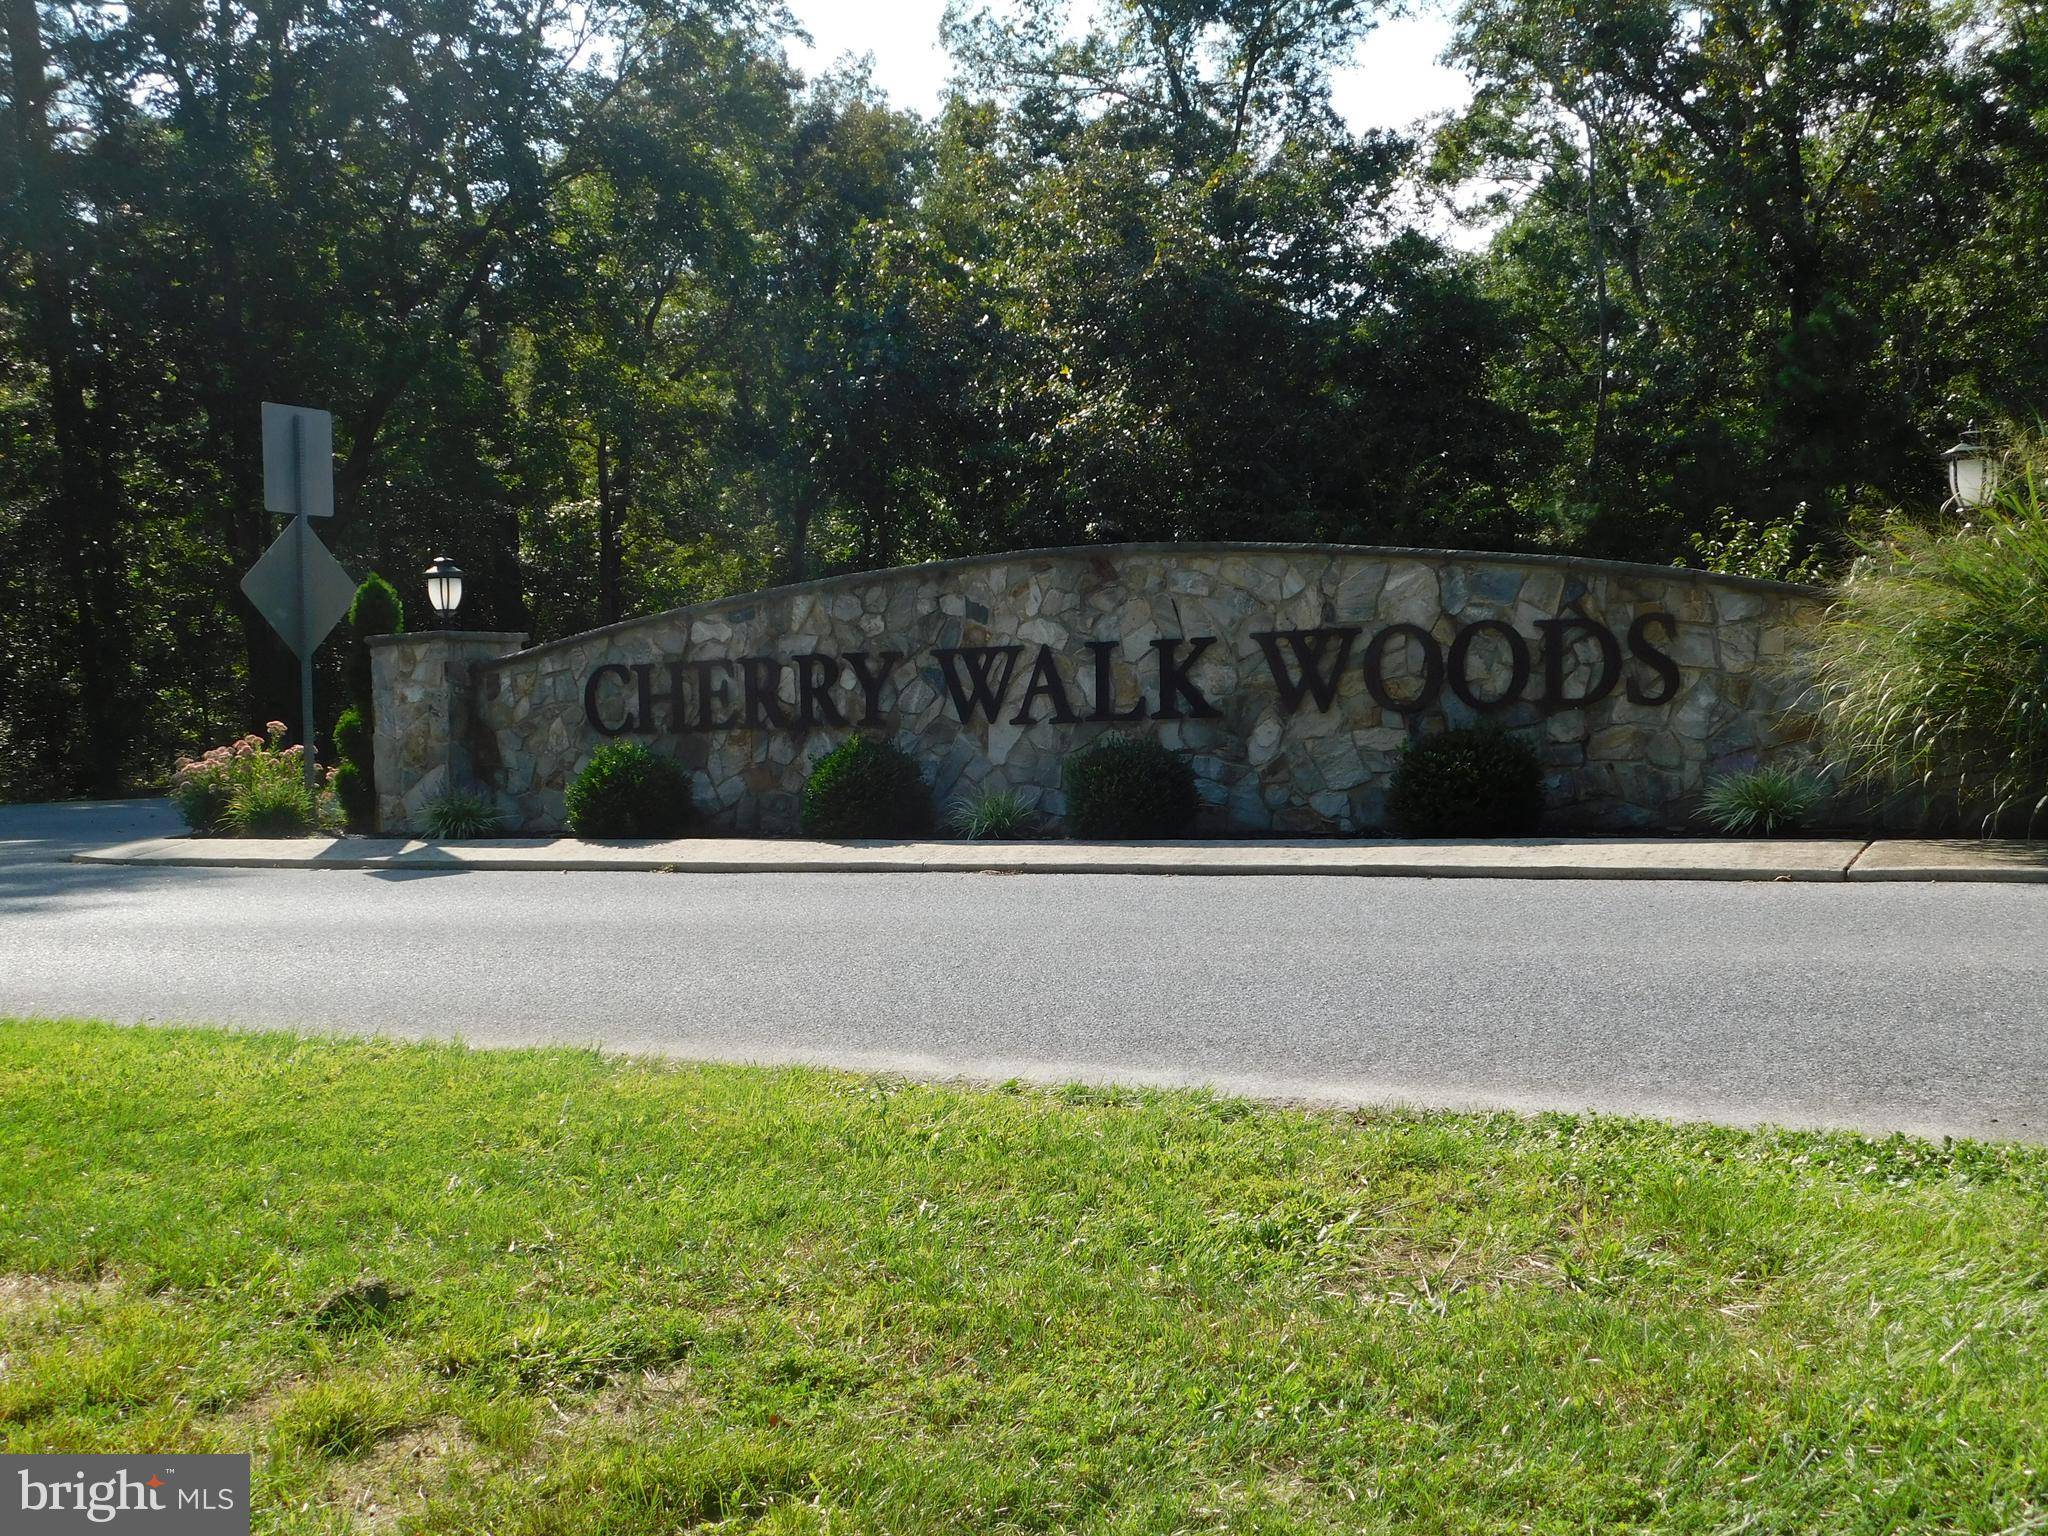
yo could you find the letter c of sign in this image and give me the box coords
[583,663,636,735]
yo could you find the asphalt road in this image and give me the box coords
[4,802,2047,1143]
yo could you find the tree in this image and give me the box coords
[1441,0,1977,557]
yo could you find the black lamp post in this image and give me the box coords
[424,556,464,629]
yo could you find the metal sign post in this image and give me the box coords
[245,404,352,790]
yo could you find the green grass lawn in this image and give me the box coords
[2,1020,2045,1534]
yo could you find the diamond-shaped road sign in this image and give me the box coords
[240,516,356,659]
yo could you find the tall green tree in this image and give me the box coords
[1441,0,1983,555]
[918,0,1531,549]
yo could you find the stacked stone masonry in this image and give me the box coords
[372,545,1825,836]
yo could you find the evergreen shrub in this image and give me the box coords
[1060,733,1198,839]
[564,742,693,838]
[1386,726,1543,837]
[800,735,932,838]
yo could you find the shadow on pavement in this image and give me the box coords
[0,799,185,865]
[0,799,197,916]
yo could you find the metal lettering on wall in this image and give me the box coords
[580,614,1682,738]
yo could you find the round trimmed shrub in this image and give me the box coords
[564,742,693,838]
[1061,732,1198,839]
[333,705,371,766]
[1386,726,1544,837]
[330,758,376,831]
[331,706,376,831]
[349,572,405,643]
[800,734,932,838]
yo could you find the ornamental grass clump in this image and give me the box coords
[1060,733,1198,839]
[946,787,1039,840]
[423,789,506,840]
[1811,455,2048,830]
[800,734,933,838]
[1386,726,1543,837]
[564,742,693,838]
[172,721,333,837]
[1701,766,1824,836]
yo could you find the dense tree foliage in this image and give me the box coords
[2,0,2040,796]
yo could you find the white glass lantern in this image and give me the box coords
[1941,430,2000,510]
[424,556,464,625]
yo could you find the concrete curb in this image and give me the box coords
[70,836,2048,881]
[62,833,2008,881]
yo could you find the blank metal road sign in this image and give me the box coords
[240,516,356,659]
[261,401,334,518]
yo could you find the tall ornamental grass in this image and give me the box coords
[1811,456,2048,829]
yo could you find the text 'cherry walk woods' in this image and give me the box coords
[580,614,1683,738]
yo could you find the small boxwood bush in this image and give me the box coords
[800,734,932,838]
[564,742,693,838]
[1061,732,1198,839]
[334,705,371,767]
[1386,726,1544,837]
[331,706,376,829]
[330,759,376,831]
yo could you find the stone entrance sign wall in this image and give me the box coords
[370,543,1824,836]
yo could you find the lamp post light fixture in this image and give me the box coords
[1940,426,2000,512]
[424,555,464,629]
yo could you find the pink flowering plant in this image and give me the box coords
[170,721,337,836]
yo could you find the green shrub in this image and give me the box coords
[335,575,404,831]
[1060,733,1198,839]
[564,742,694,838]
[1386,726,1543,837]
[334,705,371,766]
[331,759,376,830]
[1682,506,1828,584]
[800,735,932,838]
[350,571,406,637]
[330,705,376,832]
[1701,767,1824,836]
[1812,456,2048,828]
[223,771,322,837]
[423,789,506,840]
[170,770,236,836]
[173,721,331,836]
[946,787,1039,840]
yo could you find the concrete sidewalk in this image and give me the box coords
[68,832,2048,881]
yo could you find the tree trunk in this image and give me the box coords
[1584,114,1610,480]
[596,431,622,625]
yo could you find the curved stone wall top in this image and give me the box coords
[478,541,1824,671]
[462,542,1825,835]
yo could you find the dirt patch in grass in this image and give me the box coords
[557,1359,717,1441]
[321,1416,476,1533]
[0,1271,116,1317]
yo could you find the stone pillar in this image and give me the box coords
[368,631,527,835]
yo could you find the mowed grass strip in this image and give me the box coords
[2,1020,2045,1534]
